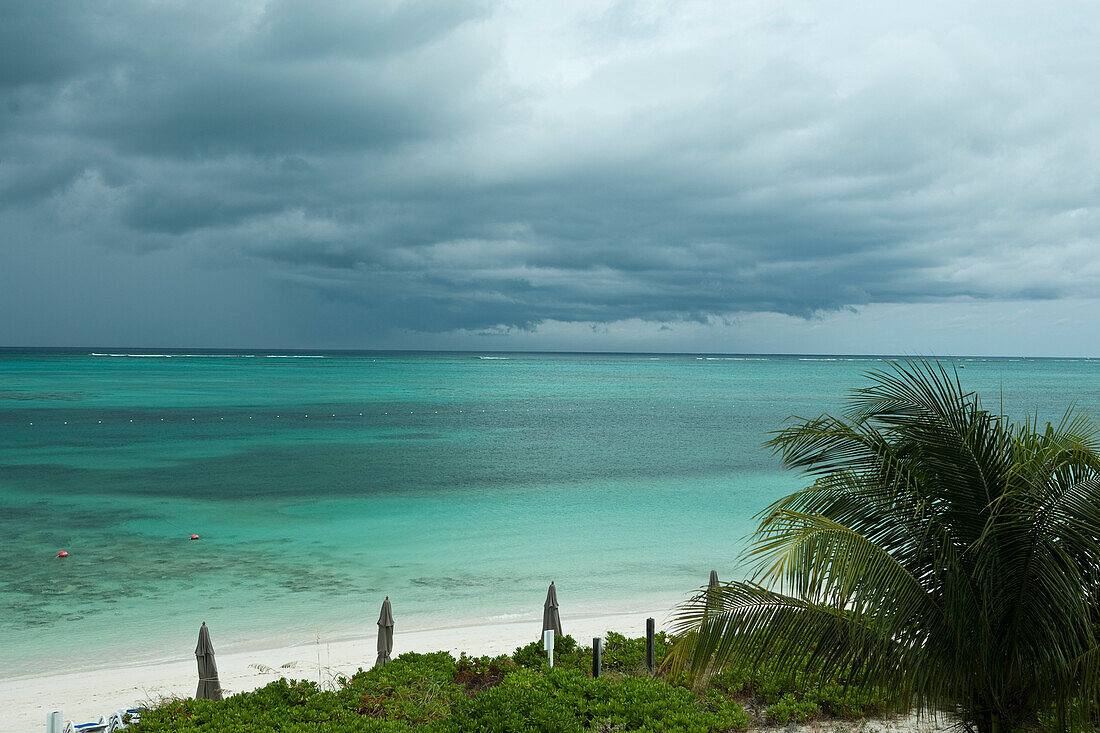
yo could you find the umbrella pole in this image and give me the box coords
[543,629,555,668]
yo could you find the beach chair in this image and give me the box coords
[62,717,108,733]
[106,707,145,731]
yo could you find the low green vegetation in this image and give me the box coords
[132,632,903,732]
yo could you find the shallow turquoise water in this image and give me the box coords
[2,351,1099,675]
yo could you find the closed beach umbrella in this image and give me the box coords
[195,622,222,701]
[542,581,563,637]
[705,570,721,617]
[375,596,394,667]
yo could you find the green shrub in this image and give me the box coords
[765,693,818,725]
[441,667,585,732]
[510,639,549,669]
[452,653,514,692]
[133,678,408,732]
[445,667,747,732]
[579,672,748,732]
[600,631,673,674]
[346,652,463,724]
[702,644,903,724]
[511,634,591,674]
[705,665,752,696]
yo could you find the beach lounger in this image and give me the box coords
[63,717,108,733]
[105,707,144,731]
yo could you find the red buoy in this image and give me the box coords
[190,534,200,540]
[57,550,69,558]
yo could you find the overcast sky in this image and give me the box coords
[2,1,1098,354]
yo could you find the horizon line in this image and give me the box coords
[0,346,1096,360]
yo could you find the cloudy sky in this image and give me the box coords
[2,1,1098,354]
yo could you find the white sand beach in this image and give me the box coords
[0,609,669,731]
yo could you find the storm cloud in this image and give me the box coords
[1,1,1098,351]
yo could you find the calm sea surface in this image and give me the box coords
[2,350,1099,675]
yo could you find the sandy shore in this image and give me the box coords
[0,608,670,731]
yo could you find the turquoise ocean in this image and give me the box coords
[2,350,1099,677]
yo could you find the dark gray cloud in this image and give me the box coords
[1,0,1099,350]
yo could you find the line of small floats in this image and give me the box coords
[57,534,200,558]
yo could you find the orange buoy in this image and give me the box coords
[190,534,200,540]
[57,550,69,558]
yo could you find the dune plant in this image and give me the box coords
[672,360,1100,733]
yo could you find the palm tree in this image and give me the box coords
[672,360,1100,733]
